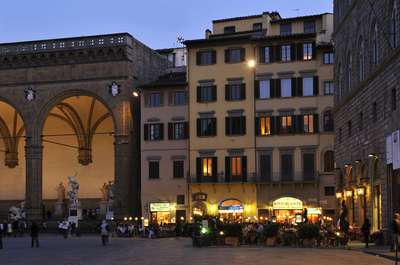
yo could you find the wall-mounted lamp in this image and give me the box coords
[345,190,353,198]
[356,186,365,196]
[336,192,343,199]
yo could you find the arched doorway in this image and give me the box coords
[41,95,115,219]
[0,101,25,213]
[218,199,243,222]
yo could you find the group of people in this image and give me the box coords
[0,221,40,249]
[115,222,179,239]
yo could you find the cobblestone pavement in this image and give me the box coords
[0,236,393,265]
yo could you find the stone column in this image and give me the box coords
[25,140,43,221]
[113,100,135,218]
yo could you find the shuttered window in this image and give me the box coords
[303,153,315,181]
[197,85,217,102]
[281,79,292,97]
[225,156,247,182]
[303,77,314,96]
[281,154,293,181]
[226,116,246,136]
[226,83,245,101]
[281,45,291,62]
[173,160,184,179]
[259,154,272,182]
[303,43,313,60]
[196,50,216,65]
[196,157,218,182]
[168,122,188,140]
[144,123,164,141]
[225,48,245,63]
[149,161,160,179]
[197,118,217,137]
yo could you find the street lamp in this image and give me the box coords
[248,59,256,68]
[336,192,343,199]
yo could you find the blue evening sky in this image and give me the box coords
[0,0,332,49]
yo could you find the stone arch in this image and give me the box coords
[39,91,118,209]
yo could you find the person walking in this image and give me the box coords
[30,221,40,248]
[361,218,371,248]
[392,213,400,251]
[0,222,3,249]
[100,220,110,246]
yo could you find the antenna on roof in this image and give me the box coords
[176,35,185,48]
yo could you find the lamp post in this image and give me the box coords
[345,189,355,225]
[357,186,367,222]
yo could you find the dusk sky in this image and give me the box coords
[0,0,333,49]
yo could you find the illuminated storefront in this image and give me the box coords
[218,199,244,221]
[149,202,175,224]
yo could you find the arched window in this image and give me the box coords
[323,110,334,131]
[390,1,398,48]
[324,151,335,172]
[358,37,365,81]
[372,22,379,65]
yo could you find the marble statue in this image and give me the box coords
[9,201,26,221]
[56,182,66,202]
[67,175,79,209]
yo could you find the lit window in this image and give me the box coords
[303,114,314,133]
[231,157,242,177]
[280,116,292,134]
[260,116,271,136]
[202,158,213,177]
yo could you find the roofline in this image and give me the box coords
[270,13,333,24]
[0,32,133,46]
[212,14,263,24]
[184,33,317,46]
[156,47,185,53]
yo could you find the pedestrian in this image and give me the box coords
[100,220,110,246]
[7,222,12,237]
[392,213,400,251]
[30,221,39,248]
[361,218,371,248]
[0,222,3,249]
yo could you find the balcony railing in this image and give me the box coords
[0,33,129,56]
[188,174,318,184]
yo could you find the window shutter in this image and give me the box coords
[225,49,230,63]
[197,86,202,102]
[225,157,231,182]
[255,117,260,136]
[312,42,316,60]
[212,157,218,181]
[270,79,275,98]
[297,77,303,96]
[159,123,164,140]
[168,91,173,105]
[159,93,164,106]
[241,116,246,134]
[211,50,217,64]
[196,119,201,137]
[291,115,297,134]
[240,48,246,62]
[225,84,230,100]
[269,46,274,63]
[275,79,281,98]
[297,43,303,61]
[270,116,276,135]
[212,118,217,136]
[212,85,217,101]
[241,83,246,100]
[259,47,265,63]
[254,80,260,99]
[296,115,304,134]
[242,156,247,182]
[196,158,202,182]
[276,116,281,135]
[313,76,319,96]
[225,117,231,135]
[168,123,173,140]
[291,78,297,97]
[275,45,281,61]
[290,44,296,61]
[144,124,149,141]
[184,122,189,139]
[313,114,319,133]
[196,52,201,65]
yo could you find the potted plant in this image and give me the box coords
[297,223,320,247]
[263,223,280,247]
[223,224,242,247]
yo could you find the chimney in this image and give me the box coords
[205,29,212,39]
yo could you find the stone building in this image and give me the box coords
[0,33,167,220]
[333,0,400,234]
[184,11,336,223]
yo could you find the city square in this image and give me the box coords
[1,0,400,264]
[0,236,393,265]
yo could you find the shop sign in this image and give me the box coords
[392,131,400,169]
[386,133,393,165]
[307,208,322,215]
[150,202,171,212]
[272,197,303,210]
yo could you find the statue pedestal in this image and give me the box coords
[54,202,66,217]
[99,201,108,216]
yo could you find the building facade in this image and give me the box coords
[334,0,400,235]
[185,12,336,223]
[139,70,189,224]
[0,33,167,220]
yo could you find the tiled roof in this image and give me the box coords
[270,13,332,23]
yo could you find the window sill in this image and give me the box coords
[226,134,246,137]
[145,139,164,142]
[197,101,217,104]
[225,61,245,64]
[197,135,217,138]
[226,99,245,102]
[196,63,217,66]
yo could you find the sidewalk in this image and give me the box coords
[349,241,399,262]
